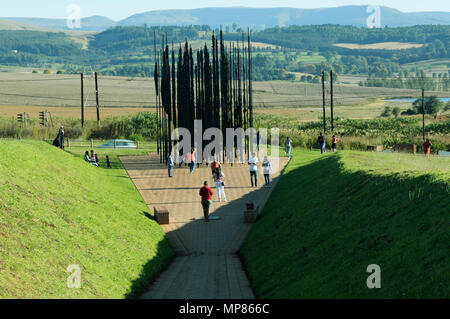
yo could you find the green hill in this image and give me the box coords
[240,150,449,298]
[0,140,173,298]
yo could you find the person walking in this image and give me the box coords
[188,148,196,174]
[317,132,326,154]
[167,153,174,177]
[248,153,259,187]
[285,137,292,159]
[106,155,111,168]
[331,135,339,153]
[262,156,272,187]
[199,181,214,222]
[423,139,432,157]
[213,167,227,202]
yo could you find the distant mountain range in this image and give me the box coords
[2,6,450,32]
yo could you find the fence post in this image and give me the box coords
[91,139,94,149]
[114,140,116,149]
[67,138,70,148]
[137,141,139,149]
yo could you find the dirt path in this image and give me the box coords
[121,154,288,299]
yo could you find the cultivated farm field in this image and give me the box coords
[1,72,448,120]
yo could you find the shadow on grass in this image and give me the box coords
[238,153,449,298]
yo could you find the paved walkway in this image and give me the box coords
[120,154,288,299]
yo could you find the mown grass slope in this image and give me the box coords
[240,150,449,298]
[0,140,173,298]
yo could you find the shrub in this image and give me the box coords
[129,133,144,142]
[392,107,401,117]
[380,106,392,117]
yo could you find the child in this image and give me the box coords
[331,135,339,153]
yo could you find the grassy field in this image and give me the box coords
[333,42,424,50]
[1,73,448,113]
[240,149,449,298]
[0,139,172,298]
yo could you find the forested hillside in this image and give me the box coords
[0,24,449,86]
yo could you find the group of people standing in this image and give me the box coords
[197,153,273,222]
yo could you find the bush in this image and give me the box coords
[129,133,144,142]
[380,106,392,117]
[392,107,401,117]
[401,109,417,116]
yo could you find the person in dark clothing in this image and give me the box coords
[84,151,90,162]
[199,181,214,222]
[95,154,99,164]
[53,137,60,148]
[58,126,64,150]
[317,133,326,154]
[106,155,111,168]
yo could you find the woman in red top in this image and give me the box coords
[423,139,432,157]
[199,181,214,222]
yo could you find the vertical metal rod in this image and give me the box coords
[95,72,100,127]
[422,88,425,141]
[322,71,326,132]
[81,73,84,127]
[330,70,334,132]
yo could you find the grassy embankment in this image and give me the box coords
[240,149,449,298]
[0,139,172,298]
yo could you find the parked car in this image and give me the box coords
[97,139,137,149]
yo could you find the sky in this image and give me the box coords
[1,0,449,20]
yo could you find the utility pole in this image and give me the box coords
[422,88,425,141]
[330,70,334,132]
[95,72,100,127]
[322,71,326,132]
[81,73,84,128]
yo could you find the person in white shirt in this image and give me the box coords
[213,167,227,202]
[262,156,272,187]
[248,153,259,187]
